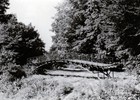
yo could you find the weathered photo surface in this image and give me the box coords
[0,0,140,100]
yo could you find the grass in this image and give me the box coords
[0,69,139,100]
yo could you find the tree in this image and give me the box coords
[0,0,9,14]
[0,0,10,23]
[51,1,73,58]
[114,0,140,56]
[0,16,45,65]
[51,0,101,56]
[51,0,140,66]
[51,0,116,62]
[99,0,140,65]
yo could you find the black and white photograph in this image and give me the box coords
[0,0,140,100]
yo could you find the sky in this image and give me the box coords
[7,0,63,51]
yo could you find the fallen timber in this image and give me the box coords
[66,60,117,78]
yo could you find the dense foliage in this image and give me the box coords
[0,0,11,23]
[0,0,9,14]
[0,18,45,65]
[0,1,45,66]
[51,0,140,68]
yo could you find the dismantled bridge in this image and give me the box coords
[34,59,123,78]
